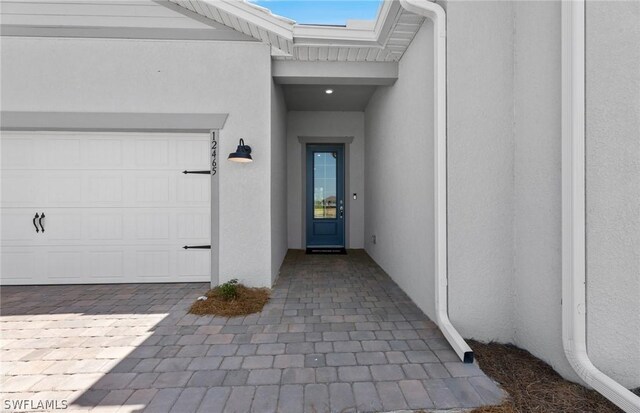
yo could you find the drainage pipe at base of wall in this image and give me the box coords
[562,1,640,412]
[398,0,474,364]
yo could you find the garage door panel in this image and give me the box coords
[135,175,172,203]
[1,249,44,284]
[1,137,36,168]
[176,139,211,167]
[135,139,171,167]
[87,250,125,280]
[85,139,123,168]
[1,172,42,205]
[46,138,82,168]
[135,212,170,240]
[46,174,83,204]
[87,213,124,240]
[46,212,83,241]
[1,132,211,285]
[1,210,43,242]
[177,176,210,204]
[86,175,124,204]
[178,249,210,278]
[177,213,210,239]
[1,245,209,284]
[46,249,87,282]
[2,208,210,247]
[136,250,171,279]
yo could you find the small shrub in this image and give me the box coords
[190,281,271,317]
[218,278,239,301]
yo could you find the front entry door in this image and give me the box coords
[306,144,345,248]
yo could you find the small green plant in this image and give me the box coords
[218,278,239,301]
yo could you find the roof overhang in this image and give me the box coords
[166,0,424,62]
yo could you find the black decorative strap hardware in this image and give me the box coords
[33,213,40,233]
[39,213,45,232]
[182,170,211,175]
[183,245,211,250]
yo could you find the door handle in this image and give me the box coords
[39,213,45,233]
[33,213,40,233]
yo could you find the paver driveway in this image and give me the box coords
[0,250,504,412]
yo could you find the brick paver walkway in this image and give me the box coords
[0,250,504,412]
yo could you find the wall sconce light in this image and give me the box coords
[228,138,253,163]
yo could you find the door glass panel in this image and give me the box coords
[313,152,337,219]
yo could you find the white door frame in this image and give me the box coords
[297,136,354,250]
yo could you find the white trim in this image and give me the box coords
[293,26,379,46]
[193,0,294,40]
[210,129,220,287]
[0,25,256,41]
[0,111,228,133]
[168,0,421,62]
[561,1,640,411]
[398,0,474,364]
[375,0,404,47]
[298,136,354,250]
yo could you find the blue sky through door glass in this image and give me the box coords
[251,1,382,26]
[314,152,337,219]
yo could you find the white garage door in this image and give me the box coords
[0,132,211,285]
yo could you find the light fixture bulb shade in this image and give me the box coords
[228,138,253,162]
[228,154,252,162]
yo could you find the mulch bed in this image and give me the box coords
[189,284,270,317]
[468,340,623,413]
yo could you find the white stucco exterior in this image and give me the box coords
[445,0,516,345]
[286,111,366,250]
[585,0,640,388]
[512,0,573,381]
[0,36,279,287]
[270,81,289,283]
[1,0,638,399]
[364,20,436,321]
[441,0,639,389]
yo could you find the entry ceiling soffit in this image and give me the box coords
[166,0,424,62]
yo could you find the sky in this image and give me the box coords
[251,1,383,26]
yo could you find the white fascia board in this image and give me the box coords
[373,0,403,46]
[271,46,292,57]
[203,0,294,41]
[293,25,379,46]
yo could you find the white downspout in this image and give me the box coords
[398,0,474,364]
[561,1,640,412]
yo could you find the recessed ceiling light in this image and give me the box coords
[325,89,334,94]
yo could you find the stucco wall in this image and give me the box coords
[363,20,436,320]
[511,0,575,381]
[444,0,639,387]
[0,37,275,287]
[286,111,365,249]
[586,0,640,388]
[444,1,515,343]
[270,82,288,282]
